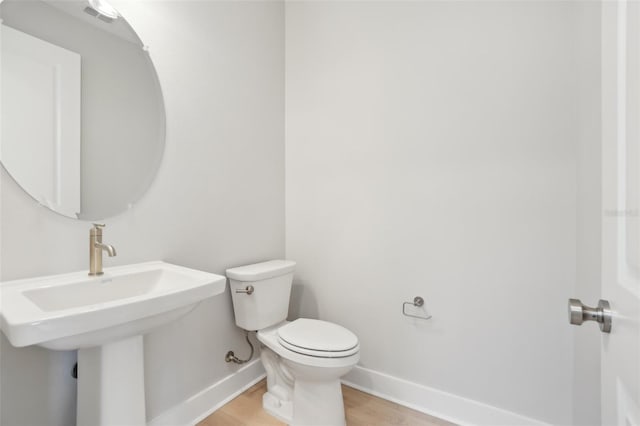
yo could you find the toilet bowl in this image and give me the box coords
[226,260,359,426]
[258,319,359,425]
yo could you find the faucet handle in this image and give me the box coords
[90,223,105,237]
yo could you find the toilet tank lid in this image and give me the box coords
[226,260,296,282]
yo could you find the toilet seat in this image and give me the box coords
[258,321,360,368]
[277,318,359,358]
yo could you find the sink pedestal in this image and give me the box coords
[77,335,146,426]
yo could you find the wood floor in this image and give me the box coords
[198,379,454,426]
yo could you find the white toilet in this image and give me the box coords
[227,260,359,426]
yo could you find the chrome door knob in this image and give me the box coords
[568,298,612,333]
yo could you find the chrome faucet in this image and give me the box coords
[89,223,117,276]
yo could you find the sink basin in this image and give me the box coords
[0,261,226,350]
[0,261,226,426]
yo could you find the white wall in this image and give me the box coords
[285,1,600,424]
[0,1,283,425]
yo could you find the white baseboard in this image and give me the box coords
[342,365,549,426]
[148,361,548,426]
[148,359,265,426]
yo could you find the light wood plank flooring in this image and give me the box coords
[198,379,454,426]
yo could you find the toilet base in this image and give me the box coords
[262,378,346,426]
[259,345,350,426]
[263,390,293,423]
[257,322,358,426]
[290,379,346,426]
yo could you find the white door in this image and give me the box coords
[601,0,640,424]
[0,24,81,217]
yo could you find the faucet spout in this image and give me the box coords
[94,242,117,257]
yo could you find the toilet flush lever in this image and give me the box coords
[568,298,612,333]
[235,285,254,295]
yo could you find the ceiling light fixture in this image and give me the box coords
[86,0,119,21]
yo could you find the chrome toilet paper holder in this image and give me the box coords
[402,296,432,320]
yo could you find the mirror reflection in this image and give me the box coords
[0,0,165,220]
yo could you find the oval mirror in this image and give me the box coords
[0,0,165,220]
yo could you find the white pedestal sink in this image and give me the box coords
[0,261,226,426]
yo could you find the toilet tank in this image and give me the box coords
[226,260,296,331]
